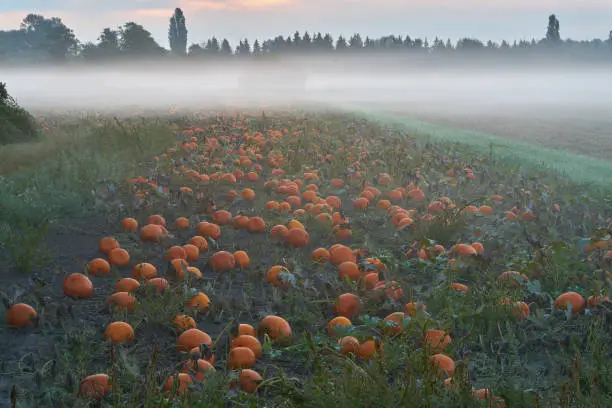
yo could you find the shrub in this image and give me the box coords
[0,81,39,145]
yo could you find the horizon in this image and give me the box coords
[1,2,612,49]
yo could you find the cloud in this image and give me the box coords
[182,0,295,11]
[182,1,226,11]
[0,11,27,29]
[239,0,294,8]
[0,0,174,14]
[0,10,83,29]
[422,0,612,10]
[132,8,174,17]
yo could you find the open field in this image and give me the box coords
[0,108,611,408]
[369,104,612,162]
[346,107,612,190]
[5,62,611,169]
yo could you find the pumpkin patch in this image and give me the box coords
[1,111,610,407]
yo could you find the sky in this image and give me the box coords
[1,0,611,48]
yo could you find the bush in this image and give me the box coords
[0,81,39,145]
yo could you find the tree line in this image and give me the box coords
[1,10,611,64]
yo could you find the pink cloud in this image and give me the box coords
[182,0,295,12]
[240,0,294,8]
[397,0,612,10]
[182,1,227,11]
[0,11,29,29]
[0,10,84,29]
[132,8,174,17]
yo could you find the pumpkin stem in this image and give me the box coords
[10,385,17,408]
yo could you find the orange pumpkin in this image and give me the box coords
[231,335,263,358]
[228,347,256,369]
[104,321,135,343]
[89,258,111,276]
[79,374,110,399]
[176,328,213,352]
[286,228,309,247]
[63,273,93,298]
[338,336,360,355]
[258,315,292,343]
[554,292,585,314]
[430,354,455,378]
[237,369,262,393]
[327,316,352,336]
[6,303,37,327]
[210,251,236,271]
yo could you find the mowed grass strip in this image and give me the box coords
[346,106,612,189]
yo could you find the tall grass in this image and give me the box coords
[0,115,178,242]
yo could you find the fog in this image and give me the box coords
[3,57,612,117]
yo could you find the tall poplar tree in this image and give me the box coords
[169,8,187,56]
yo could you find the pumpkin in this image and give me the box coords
[63,273,93,298]
[237,369,262,393]
[177,328,213,352]
[104,321,135,343]
[258,315,292,343]
[228,346,256,369]
[327,316,352,336]
[6,303,37,327]
[79,374,110,399]
[210,251,236,271]
[89,258,111,276]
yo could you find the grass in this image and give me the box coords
[0,113,180,274]
[0,115,179,241]
[344,106,612,189]
[0,109,611,407]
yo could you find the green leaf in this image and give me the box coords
[526,280,542,295]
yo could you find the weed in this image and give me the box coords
[3,220,52,273]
